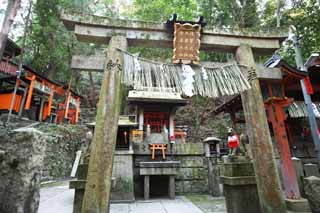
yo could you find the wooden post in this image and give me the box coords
[169,109,174,142]
[47,85,54,116]
[24,75,35,110]
[75,97,80,123]
[236,44,286,213]
[64,92,71,119]
[82,36,127,213]
[39,98,45,121]
[139,107,144,130]
[18,86,28,116]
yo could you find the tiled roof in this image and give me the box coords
[287,102,320,118]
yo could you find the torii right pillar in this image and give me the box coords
[236,44,287,213]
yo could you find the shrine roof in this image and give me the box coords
[86,116,138,127]
[4,38,21,58]
[203,136,221,143]
[213,95,242,114]
[288,101,320,118]
[305,53,320,70]
[127,90,188,105]
[0,60,82,99]
[264,55,308,78]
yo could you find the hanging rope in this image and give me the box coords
[119,49,251,98]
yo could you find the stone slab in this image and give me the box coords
[176,167,208,180]
[111,154,135,201]
[304,176,320,212]
[69,180,86,189]
[285,198,311,212]
[140,167,177,175]
[223,162,254,177]
[304,163,320,177]
[221,176,256,186]
[139,161,180,168]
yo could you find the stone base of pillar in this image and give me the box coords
[144,175,150,200]
[285,198,311,212]
[221,156,261,213]
[169,175,175,199]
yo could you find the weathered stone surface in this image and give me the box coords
[175,180,209,193]
[174,156,204,167]
[71,55,105,71]
[38,124,91,180]
[0,127,46,213]
[134,154,209,196]
[224,162,254,177]
[292,157,305,196]
[285,198,311,212]
[222,157,261,213]
[111,152,135,202]
[304,176,320,212]
[133,142,152,155]
[207,158,223,197]
[61,10,287,55]
[173,143,204,155]
[236,44,286,212]
[304,163,320,177]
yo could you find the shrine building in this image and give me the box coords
[0,39,82,124]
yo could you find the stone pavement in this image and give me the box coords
[39,181,74,213]
[111,197,203,213]
[39,181,225,213]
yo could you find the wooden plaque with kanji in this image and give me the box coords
[173,23,201,65]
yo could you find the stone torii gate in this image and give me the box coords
[61,11,288,213]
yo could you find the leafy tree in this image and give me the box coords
[133,0,198,22]
[284,0,320,61]
[197,0,259,28]
[0,0,21,59]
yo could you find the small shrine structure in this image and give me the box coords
[0,39,82,124]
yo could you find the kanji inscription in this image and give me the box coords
[173,23,201,65]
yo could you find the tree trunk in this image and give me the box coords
[89,72,96,107]
[0,0,21,59]
[276,0,281,28]
[46,32,57,79]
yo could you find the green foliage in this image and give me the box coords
[285,0,320,61]
[133,0,198,22]
[197,0,259,28]
[24,0,73,81]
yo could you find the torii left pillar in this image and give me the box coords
[82,36,128,213]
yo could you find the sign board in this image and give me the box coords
[34,80,51,94]
[173,23,201,65]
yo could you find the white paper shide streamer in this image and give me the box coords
[121,51,251,98]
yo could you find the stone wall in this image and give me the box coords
[0,126,46,213]
[132,143,208,197]
[37,124,90,181]
[0,122,91,213]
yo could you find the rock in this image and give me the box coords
[304,176,320,212]
[0,127,46,213]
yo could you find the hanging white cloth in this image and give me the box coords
[181,64,195,97]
